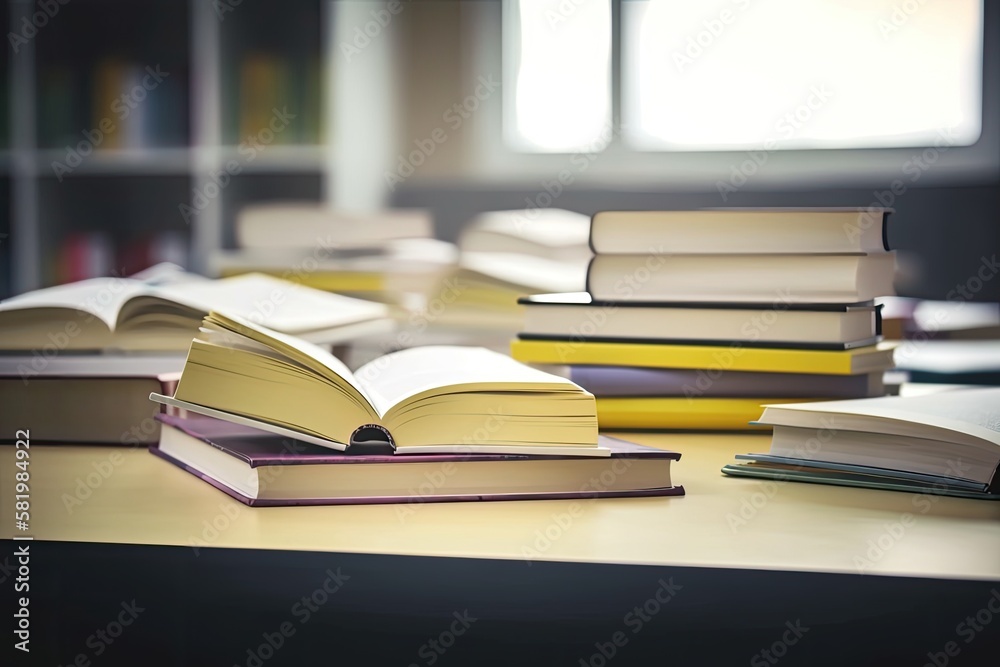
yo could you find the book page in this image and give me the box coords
[769,388,1000,447]
[205,311,376,410]
[354,346,581,417]
[150,273,388,333]
[0,277,146,329]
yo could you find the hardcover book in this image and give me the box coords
[586,253,896,304]
[0,355,182,444]
[510,339,896,375]
[589,208,890,255]
[557,366,884,399]
[518,292,882,350]
[152,414,683,506]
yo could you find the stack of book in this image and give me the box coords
[414,209,591,344]
[145,312,684,506]
[210,203,456,310]
[723,387,1000,499]
[511,208,898,430]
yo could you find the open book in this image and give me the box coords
[151,312,602,456]
[0,272,390,351]
[723,388,1000,498]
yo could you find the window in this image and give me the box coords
[503,0,612,152]
[505,0,984,153]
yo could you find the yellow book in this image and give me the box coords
[597,397,817,430]
[240,54,290,143]
[220,268,386,293]
[511,339,895,375]
[92,58,130,150]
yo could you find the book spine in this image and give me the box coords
[588,213,599,254]
[882,210,891,252]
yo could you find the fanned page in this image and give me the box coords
[206,311,376,411]
[150,273,388,333]
[354,346,584,418]
[0,277,148,329]
[767,388,1000,448]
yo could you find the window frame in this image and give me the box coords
[465,0,998,190]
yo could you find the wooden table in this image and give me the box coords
[3,434,999,665]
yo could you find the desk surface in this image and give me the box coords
[3,433,999,580]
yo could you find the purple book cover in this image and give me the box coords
[568,365,880,398]
[150,414,684,507]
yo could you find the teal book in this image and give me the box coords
[722,455,999,500]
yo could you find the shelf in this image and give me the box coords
[215,144,328,172]
[35,147,193,176]
[28,145,330,176]
[6,0,337,292]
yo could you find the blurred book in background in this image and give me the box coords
[459,209,593,262]
[239,53,291,143]
[55,231,114,284]
[878,296,1000,341]
[212,204,452,310]
[0,355,183,444]
[234,52,320,144]
[894,340,1000,385]
[235,204,433,249]
[53,230,189,285]
[426,209,591,343]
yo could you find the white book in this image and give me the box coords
[236,204,432,249]
[460,209,592,262]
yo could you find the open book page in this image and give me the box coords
[768,388,1000,447]
[353,346,583,418]
[0,277,148,329]
[152,273,388,333]
[206,311,376,410]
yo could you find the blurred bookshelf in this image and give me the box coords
[4,0,340,298]
[2,5,9,298]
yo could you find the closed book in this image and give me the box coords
[596,397,817,431]
[894,340,1000,385]
[561,366,884,399]
[724,387,1000,497]
[586,253,896,304]
[459,209,593,262]
[212,238,457,302]
[519,292,881,349]
[590,208,890,255]
[151,415,683,506]
[510,339,896,375]
[0,355,182,444]
[721,458,999,500]
[236,205,433,250]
